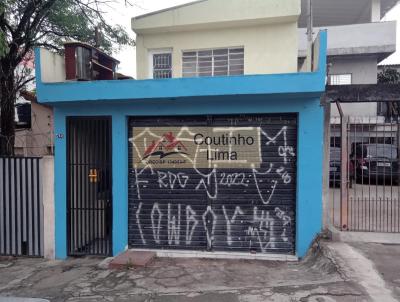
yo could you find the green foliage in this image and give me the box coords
[378,68,400,84]
[0,0,134,155]
[43,0,133,53]
[0,0,134,57]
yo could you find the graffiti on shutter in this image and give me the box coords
[128,115,297,254]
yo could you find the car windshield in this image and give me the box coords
[330,148,340,161]
[366,145,397,159]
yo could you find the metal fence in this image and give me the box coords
[330,116,400,233]
[0,157,43,256]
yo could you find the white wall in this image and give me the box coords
[329,56,378,85]
[40,48,65,83]
[329,56,379,117]
[331,103,378,117]
[136,22,298,79]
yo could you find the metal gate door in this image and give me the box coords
[67,117,112,256]
[128,114,297,255]
[330,115,400,233]
[0,157,43,257]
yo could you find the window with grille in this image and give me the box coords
[329,74,352,85]
[182,48,244,78]
[152,53,172,79]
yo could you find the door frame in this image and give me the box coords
[66,116,113,256]
[127,114,298,254]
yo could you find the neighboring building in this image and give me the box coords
[298,0,398,117]
[35,0,328,261]
[14,52,54,157]
[14,91,54,157]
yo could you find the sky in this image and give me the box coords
[105,0,400,77]
[106,0,194,77]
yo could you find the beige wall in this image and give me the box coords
[136,22,298,79]
[132,0,300,34]
[15,102,53,157]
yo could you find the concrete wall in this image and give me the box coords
[328,56,378,85]
[329,56,378,117]
[136,22,298,79]
[298,22,397,57]
[15,102,54,157]
[39,48,65,83]
[331,102,378,117]
[298,0,398,27]
[42,156,55,259]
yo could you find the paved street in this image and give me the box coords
[0,242,371,302]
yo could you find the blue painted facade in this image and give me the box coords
[35,31,327,260]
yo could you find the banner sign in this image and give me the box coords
[131,127,262,169]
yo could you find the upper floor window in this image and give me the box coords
[329,74,352,85]
[182,48,244,78]
[150,50,172,79]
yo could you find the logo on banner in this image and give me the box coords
[142,132,189,160]
[131,127,262,169]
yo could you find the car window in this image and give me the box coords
[366,145,397,159]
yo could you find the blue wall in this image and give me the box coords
[37,31,327,260]
[53,96,323,259]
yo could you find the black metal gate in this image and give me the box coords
[0,157,43,257]
[128,114,297,255]
[67,117,112,256]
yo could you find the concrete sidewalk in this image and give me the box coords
[348,242,400,301]
[0,242,382,302]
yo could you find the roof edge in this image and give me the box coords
[132,0,207,22]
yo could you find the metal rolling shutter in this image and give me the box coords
[128,114,297,255]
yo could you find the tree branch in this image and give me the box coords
[16,75,35,90]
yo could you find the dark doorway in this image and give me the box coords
[67,117,112,256]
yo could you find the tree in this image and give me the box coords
[0,0,134,155]
[378,68,400,84]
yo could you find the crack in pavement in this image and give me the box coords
[326,242,397,302]
[0,243,372,302]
